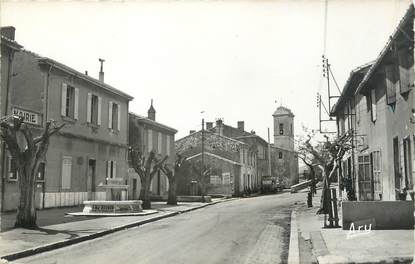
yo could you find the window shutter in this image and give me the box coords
[117,104,121,131]
[107,161,111,179]
[108,101,113,129]
[87,93,92,123]
[97,97,102,125]
[74,88,79,120]
[398,48,412,94]
[371,88,377,122]
[61,83,67,116]
[385,64,397,105]
[61,157,72,189]
[148,129,153,152]
[158,132,162,154]
[112,161,117,178]
[7,156,12,179]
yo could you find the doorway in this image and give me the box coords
[393,137,400,200]
[132,178,138,200]
[88,159,96,200]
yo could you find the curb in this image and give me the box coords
[1,198,234,261]
[287,210,300,264]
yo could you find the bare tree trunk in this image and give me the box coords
[167,175,177,205]
[140,175,152,209]
[15,163,38,228]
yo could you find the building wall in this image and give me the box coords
[175,131,247,196]
[128,114,176,199]
[270,147,299,187]
[2,50,131,210]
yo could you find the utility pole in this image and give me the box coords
[267,128,272,176]
[201,118,205,189]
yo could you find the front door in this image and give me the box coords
[358,155,373,200]
[393,137,400,200]
[88,159,96,200]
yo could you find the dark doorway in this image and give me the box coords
[88,159,96,200]
[393,137,400,200]
[132,178,138,200]
[403,137,412,192]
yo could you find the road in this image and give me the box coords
[13,192,305,264]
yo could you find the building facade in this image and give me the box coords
[128,103,177,200]
[0,27,22,214]
[271,106,299,187]
[1,43,133,210]
[331,5,415,201]
[175,125,249,196]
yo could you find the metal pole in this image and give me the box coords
[326,59,331,112]
[201,118,205,193]
[267,128,272,176]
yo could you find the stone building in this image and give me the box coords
[128,102,177,200]
[175,124,249,196]
[1,35,133,210]
[207,120,269,192]
[331,5,414,201]
[0,27,22,213]
[271,106,299,187]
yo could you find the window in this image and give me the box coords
[148,129,153,152]
[109,101,120,130]
[107,160,117,179]
[37,162,45,182]
[158,132,162,154]
[61,156,72,189]
[371,88,377,122]
[222,173,231,185]
[371,151,382,200]
[87,93,101,125]
[8,157,18,181]
[358,155,371,200]
[279,152,283,159]
[385,63,398,105]
[61,83,78,119]
[397,47,414,94]
[279,123,284,135]
[166,135,171,155]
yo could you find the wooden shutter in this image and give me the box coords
[108,101,113,129]
[398,48,412,94]
[158,132,162,154]
[61,83,67,116]
[117,104,121,131]
[61,157,72,189]
[97,97,102,125]
[385,64,397,105]
[74,88,79,120]
[166,135,171,155]
[106,161,111,179]
[112,161,117,178]
[371,88,377,122]
[87,93,92,123]
[148,129,153,152]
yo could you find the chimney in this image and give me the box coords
[148,99,156,121]
[189,130,196,135]
[206,122,213,130]
[215,119,223,136]
[1,26,16,40]
[99,58,105,82]
[85,71,88,76]
[237,121,245,131]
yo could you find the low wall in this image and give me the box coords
[290,180,312,193]
[342,201,414,230]
[177,196,212,203]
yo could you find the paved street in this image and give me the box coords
[12,192,304,264]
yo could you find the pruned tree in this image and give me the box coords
[190,160,211,196]
[161,154,187,205]
[296,127,353,214]
[129,148,167,209]
[0,116,64,229]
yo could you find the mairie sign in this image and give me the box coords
[12,107,41,125]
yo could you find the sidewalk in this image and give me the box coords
[290,190,414,264]
[0,198,231,262]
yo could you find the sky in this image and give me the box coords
[0,0,411,142]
